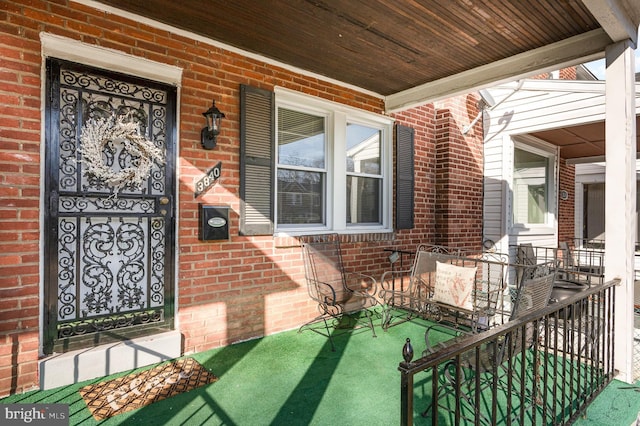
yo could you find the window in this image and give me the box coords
[239,86,399,236]
[582,181,640,247]
[512,142,555,226]
[583,182,605,242]
[277,108,326,225]
[346,124,382,224]
[275,89,393,233]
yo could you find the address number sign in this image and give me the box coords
[194,161,222,197]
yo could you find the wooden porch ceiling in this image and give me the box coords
[531,119,640,160]
[94,1,639,102]
[94,1,640,159]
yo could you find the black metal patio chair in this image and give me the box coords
[558,241,604,284]
[515,242,602,355]
[298,234,379,351]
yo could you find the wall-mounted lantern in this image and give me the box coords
[201,99,225,149]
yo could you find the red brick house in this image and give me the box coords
[0,0,487,396]
[2,0,639,397]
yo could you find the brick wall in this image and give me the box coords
[0,0,483,396]
[390,104,439,247]
[433,96,484,251]
[531,67,577,81]
[558,158,576,244]
[559,67,577,80]
[0,0,43,397]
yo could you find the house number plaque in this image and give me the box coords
[194,161,222,197]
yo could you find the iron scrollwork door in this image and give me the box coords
[44,59,176,354]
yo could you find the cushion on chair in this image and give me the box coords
[432,261,477,310]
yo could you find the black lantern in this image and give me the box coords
[201,99,225,149]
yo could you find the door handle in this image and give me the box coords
[159,197,170,205]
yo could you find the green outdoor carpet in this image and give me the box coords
[1,314,639,425]
[0,316,442,425]
[574,380,640,426]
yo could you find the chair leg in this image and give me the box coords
[298,315,336,351]
[364,309,377,338]
[381,307,391,331]
[298,306,379,351]
[380,305,415,331]
[326,323,336,352]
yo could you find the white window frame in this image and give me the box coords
[574,162,640,250]
[274,87,393,235]
[509,135,558,234]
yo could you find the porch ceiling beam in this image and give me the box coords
[582,0,638,46]
[384,29,612,113]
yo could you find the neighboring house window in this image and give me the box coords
[583,182,605,242]
[582,181,640,247]
[274,89,392,233]
[512,142,555,226]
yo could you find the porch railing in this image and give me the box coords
[399,279,618,426]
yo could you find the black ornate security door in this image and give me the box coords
[44,59,176,354]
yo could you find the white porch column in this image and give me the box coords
[604,39,636,384]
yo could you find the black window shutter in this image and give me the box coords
[395,124,415,229]
[240,85,275,235]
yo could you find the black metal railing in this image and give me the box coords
[399,279,618,426]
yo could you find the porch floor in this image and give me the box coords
[1,317,639,425]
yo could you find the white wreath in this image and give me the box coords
[79,116,165,194]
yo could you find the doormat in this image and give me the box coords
[79,357,218,420]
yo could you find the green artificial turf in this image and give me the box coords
[2,314,639,425]
[0,316,441,425]
[573,379,640,426]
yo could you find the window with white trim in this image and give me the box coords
[275,89,393,233]
[512,141,556,227]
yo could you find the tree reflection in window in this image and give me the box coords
[277,108,325,225]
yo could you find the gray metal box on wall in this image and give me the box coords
[198,205,230,241]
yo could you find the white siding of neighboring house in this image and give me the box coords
[484,80,610,142]
[482,79,613,253]
[482,136,506,247]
